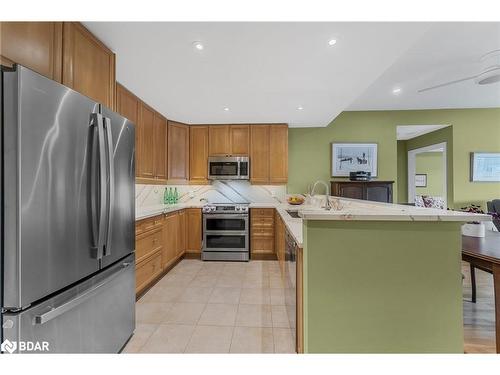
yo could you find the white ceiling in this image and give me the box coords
[396,125,449,140]
[348,22,500,111]
[84,22,430,127]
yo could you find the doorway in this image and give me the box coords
[407,142,447,208]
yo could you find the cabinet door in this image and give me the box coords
[337,183,364,200]
[154,113,168,182]
[189,126,209,184]
[365,184,393,203]
[269,124,288,184]
[209,125,231,156]
[230,125,249,156]
[186,209,202,253]
[162,213,178,269]
[62,22,115,109]
[250,125,270,184]
[168,121,190,182]
[178,210,187,257]
[139,102,155,179]
[116,84,140,176]
[0,22,62,81]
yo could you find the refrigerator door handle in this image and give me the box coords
[33,261,133,325]
[103,116,114,257]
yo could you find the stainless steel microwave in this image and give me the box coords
[208,156,250,180]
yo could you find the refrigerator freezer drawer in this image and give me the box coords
[2,254,135,353]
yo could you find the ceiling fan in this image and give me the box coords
[418,49,500,93]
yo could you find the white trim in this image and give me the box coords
[407,142,447,208]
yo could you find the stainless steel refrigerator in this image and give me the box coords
[1,65,136,353]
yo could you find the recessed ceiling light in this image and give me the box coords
[328,39,337,46]
[297,106,304,110]
[392,87,402,95]
[223,107,229,112]
[192,41,204,51]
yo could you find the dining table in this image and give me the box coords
[462,230,500,353]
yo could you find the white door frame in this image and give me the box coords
[407,142,447,208]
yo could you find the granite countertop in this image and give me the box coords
[297,197,492,222]
[135,197,490,249]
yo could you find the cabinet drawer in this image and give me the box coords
[251,237,275,253]
[136,228,163,263]
[251,208,275,218]
[251,216,274,227]
[251,227,274,237]
[136,250,162,294]
[136,215,163,235]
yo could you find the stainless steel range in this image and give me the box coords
[202,204,249,261]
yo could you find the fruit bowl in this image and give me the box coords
[287,195,305,205]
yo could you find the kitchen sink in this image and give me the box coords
[286,210,301,219]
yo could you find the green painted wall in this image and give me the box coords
[288,108,500,209]
[302,220,464,353]
[397,140,408,203]
[415,152,445,197]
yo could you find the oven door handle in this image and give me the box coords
[204,230,249,236]
[203,214,249,219]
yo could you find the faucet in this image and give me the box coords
[311,180,331,210]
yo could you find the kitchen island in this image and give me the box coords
[293,197,491,353]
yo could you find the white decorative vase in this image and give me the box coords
[461,223,486,237]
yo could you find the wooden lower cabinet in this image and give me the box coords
[136,249,162,295]
[250,208,275,258]
[162,211,179,270]
[186,208,202,254]
[178,210,187,257]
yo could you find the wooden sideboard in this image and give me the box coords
[331,180,394,203]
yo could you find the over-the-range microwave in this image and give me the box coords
[208,156,250,180]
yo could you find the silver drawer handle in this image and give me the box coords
[34,261,132,325]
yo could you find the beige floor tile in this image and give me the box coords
[269,288,286,305]
[177,287,213,303]
[162,302,206,324]
[273,328,296,353]
[236,304,273,327]
[185,325,234,353]
[230,327,274,353]
[198,303,238,326]
[140,285,185,303]
[122,323,158,353]
[159,273,195,287]
[271,305,290,328]
[239,288,271,305]
[135,302,173,324]
[216,273,244,288]
[242,274,270,289]
[189,273,219,287]
[269,276,285,289]
[139,324,195,353]
[209,287,241,304]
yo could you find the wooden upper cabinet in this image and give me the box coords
[190,126,209,184]
[139,102,155,179]
[0,22,62,81]
[154,113,168,182]
[230,125,249,156]
[269,124,288,184]
[116,84,140,175]
[250,125,270,184]
[168,121,190,182]
[208,125,231,156]
[62,22,115,109]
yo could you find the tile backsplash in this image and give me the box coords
[136,181,287,209]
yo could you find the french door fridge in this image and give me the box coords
[1,65,136,353]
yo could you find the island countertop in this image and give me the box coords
[297,197,492,222]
